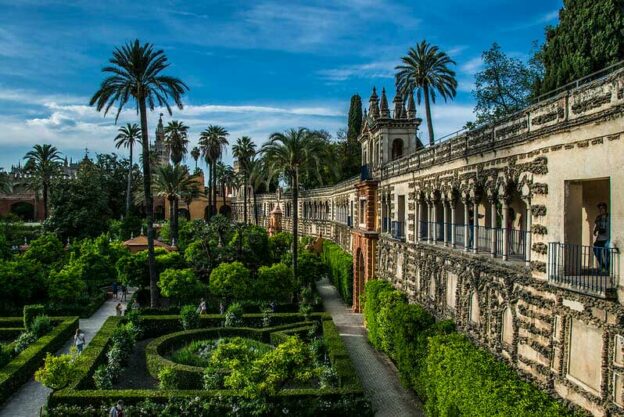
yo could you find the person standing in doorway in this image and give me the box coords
[593,202,610,273]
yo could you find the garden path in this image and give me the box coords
[0,293,132,417]
[317,278,425,417]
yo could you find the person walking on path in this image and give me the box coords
[198,298,207,315]
[74,328,86,354]
[112,281,118,300]
[109,400,124,417]
[121,285,127,301]
[115,303,123,317]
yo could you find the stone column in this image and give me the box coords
[450,201,456,248]
[443,200,449,246]
[427,201,433,244]
[431,201,437,243]
[464,199,470,252]
[490,198,497,257]
[524,198,532,267]
[417,200,423,242]
[472,198,479,254]
[502,199,509,261]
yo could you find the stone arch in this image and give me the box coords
[355,248,365,310]
[10,201,34,221]
[469,291,481,324]
[219,204,232,218]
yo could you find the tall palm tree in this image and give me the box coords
[190,146,200,171]
[395,40,458,146]
[248,156,274,226]
[261,128,324,275]
[164,120,189,165]
[232,136,256,224]
[114,123,141,216]
[199,125,229,217]
[217,163,236,215]
[153,164,197,244]
[23,144,62,219]
[90,39,188,307]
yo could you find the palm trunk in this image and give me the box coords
[424,84,434,146]
[253,189,258,225]
[243,175,248,224]
[206,161,212,219]
[43,182,49,219]
[168,196,175,240]
[172,197,179,244]
[125,145,133,216]
[221,182,226,215]
[292,168,299,276]
[33,192,39,221]
[212,162,217,216]
[139,99,158,308]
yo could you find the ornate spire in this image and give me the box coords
[156,113,164,139]
[393,87,403,119]
[379,87,390,118]
[368,87,380,119]
[407,90,416,119]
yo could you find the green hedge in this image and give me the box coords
[0,316,79,405]
[364,280,581,417]
[321,241,353,305]
[0,328,22,342]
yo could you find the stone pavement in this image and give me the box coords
[0,294,132,417]
[317,278,425,417]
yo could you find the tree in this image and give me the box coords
[199,125,229,218]
[22,233,65,270]
[347,94,363,142]
[153,164,197,244]
[190,146,201,171]
[535,0,624,95]
[216,162,236,215]
[90,39,188,307]
[473,43,541,124]
[23,144,62,219]
[256,263,295,302]
[209,261,252,301]
[261,128,325,276]
[114,123,141,216]
[164,120,190,165]
[158,268,204,304]
[232,136,256,224]
[396,40,458,145]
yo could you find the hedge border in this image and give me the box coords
[0,316,79,406]
[321,241,353,305]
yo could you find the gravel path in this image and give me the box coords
[0,295,132,417]
[317,278,425,417]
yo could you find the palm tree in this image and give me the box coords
[90,39,188,307]
[153,164,197,244]
[261,128,324,275]
[23,144,62,219]
[199,125,229,218]
[164,120,189,165]
[217,163,236,215]
[247,156,274,225]
[232,136,256,224]
[114,123,141,216]
[190,146,200,171]
[395,40,458,146]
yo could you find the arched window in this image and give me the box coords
[392,139,404,160]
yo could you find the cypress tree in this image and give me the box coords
[536,0,624,94]
[347,94,363,143]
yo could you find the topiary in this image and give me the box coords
[30,315,52,338]
[180,305,200,330]
[23,304,45,330]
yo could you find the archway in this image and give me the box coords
[154,205,165,221]
[177,208,190,221]
[10,202,34,221]
[219,204,232,218]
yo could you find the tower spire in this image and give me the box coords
[379,87,390,118]
[407,90,416,119]
[368,87,380,119]
[393,87,403,119]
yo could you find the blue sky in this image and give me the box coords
[0,0,561,170]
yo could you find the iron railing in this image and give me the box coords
[548,242,619,298]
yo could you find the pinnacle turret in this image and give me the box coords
[407,90,416,119]
[368,87,380,119]
[379,87,390,118]
[393,87,403,119]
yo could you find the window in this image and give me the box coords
[391,138,404,160]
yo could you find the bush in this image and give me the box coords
[30,315,53,338]
[92,364,113,389]
[229,225,270,269]
[0,261,46,314]
[158,366,179,389]
[268,232,292,262]
[224,302,244,327]
[0,344,12,368]
[180,305,200,330]
[209,261,253,301]
[296,251,326,287]
[321,241,353,305]
[158,268,205,305]
[34,352,76,389]
[22,233,65,270]
[46,261,87,305]
[24,304,45,330]
[255,263,295,303]
[13,331,36,354]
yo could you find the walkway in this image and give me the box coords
[317,278,425,417]
[0,295,130,417]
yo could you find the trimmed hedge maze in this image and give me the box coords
[47,312,371,417]
[0,316,79,405]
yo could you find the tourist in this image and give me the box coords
[468,207,475,248]
[112,281,118,300]
[109,400,124,417]
[74,328,86,354]
[198,298,207,315]
[593,202,610,272]
[116,302,123,317]
[121,284,127,301]
[219,301,225,315]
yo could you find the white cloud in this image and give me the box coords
[317,60,397,82]
[460,57,483,75]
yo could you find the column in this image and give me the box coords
[417,200,423,242]
[464,200,470,252]
[427,201,433,244]
[472,198,479,253]
[490,199,497,257]
[450,201,456,248]
[524,198,532,267]
[502,199,509,261]
[443,201,449,246]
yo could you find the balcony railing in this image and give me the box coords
[548,242,619,298]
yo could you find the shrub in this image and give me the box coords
[13,331,36,353]
[92,364,113,389]
[296,251,326,287]
[158,366,179,389]
[22,233,65,270]
[180,305,200,330]
[46,261,87,305]
[224,302,244,327]
[30,315,53,338]
[23,304,45,330]
[158,268,205,305]
[268,232,292,262]
[0,262,46,314]
[228,225,270,268]
[321,241,353,305]
[34,352,76,389]
[209,261,253,301]
[0,343,12,368]
[110,322,136,361]
[255,263,295,302]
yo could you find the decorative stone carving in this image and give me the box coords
[532,107,565,126]
[531,224,548,235]
[532,242,548,255]
[531,183,548,195]
[571,92,612,115]
[531,205,547,217]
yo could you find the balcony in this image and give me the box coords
[548,242,619,298]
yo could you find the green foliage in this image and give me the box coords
[321,241,353,305]
[30,315,53,338]
[224,302,244,327]
[24,304,45,329]
[0,344,12,368]
[0,260,46,313]
[13,331,37,354]
[46,261,87,305]
[255,263,295,302]
[347,94,363,143]
[209,261,252,301]
[34,352,76,389]
[108,214,143,241]
[22,233,65,269]
[158,268,205,304]
[295,250,326,287]
[536,0,624,94]
[115,247,175,288]
[228,225,270,269]
[268,232,292,263]
[92,364,113,389]
[180,305,200,330]
[158,366,179,389]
